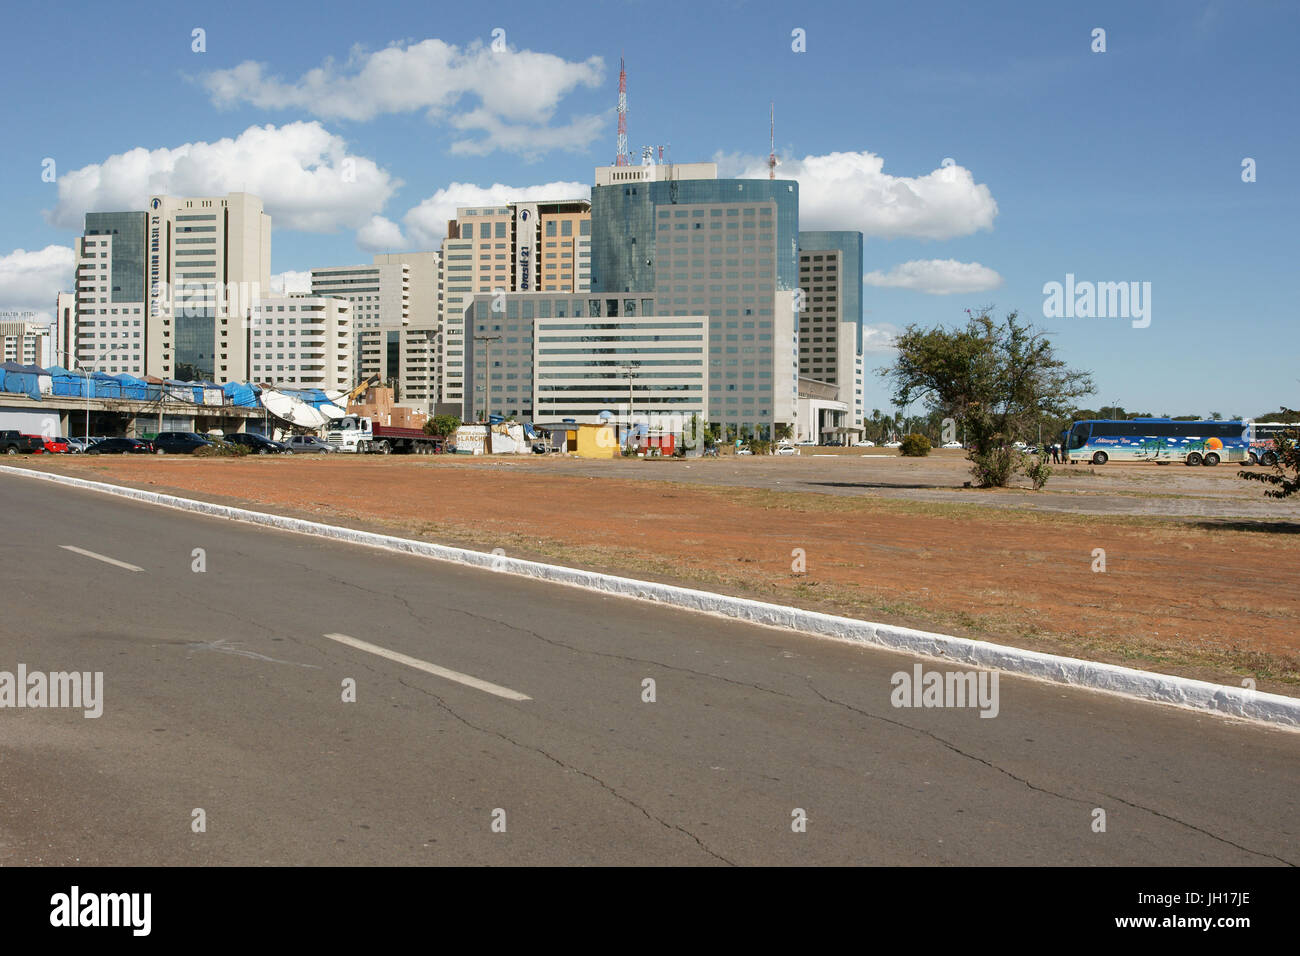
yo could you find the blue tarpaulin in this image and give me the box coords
[0,361,328,413]
[222,382,259,407]
[279,388,334,409]
[0,362,48,400]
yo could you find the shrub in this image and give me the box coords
[194,442,249,457]
[1024,451,1053,490]
[969,445,1021,487]
[899,433,931,457]
[749,439,771,456]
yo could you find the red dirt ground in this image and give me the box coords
[14,455,1300,693]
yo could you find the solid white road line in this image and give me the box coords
[59,545,144,572]
[322,633,531,701]
[11,467,1295,727]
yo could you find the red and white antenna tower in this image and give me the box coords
[615,55,628,166]
[768,101,777,180]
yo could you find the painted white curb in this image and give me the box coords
[7,464,1298,729]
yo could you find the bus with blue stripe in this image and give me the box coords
[1247,422,1300,466]
[1063,419,1250,466]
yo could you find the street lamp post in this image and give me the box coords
[54,345,93,445]
[473,335,502,421]
[618,361,640,446]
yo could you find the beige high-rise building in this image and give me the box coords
[439,200,589,408]
[797,232,864,439]
[1,321,51,365]
[61,193,271,382]
[312,251,440,408]
[146,192,271,382]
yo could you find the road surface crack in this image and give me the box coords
[807,680,1296,866]
[396,676,736,865]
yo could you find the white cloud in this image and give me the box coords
[718,150,998,240]
[863,259,1004,295]
[45,122,401,234]
[400,180,590,249]
[448,109,607,160]
[356,215,408,253]
[202,39,606,158]
[269,270,313,295]
[0,245,75,325]
[861,323,903,354]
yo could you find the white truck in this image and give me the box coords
[321,415,441,454]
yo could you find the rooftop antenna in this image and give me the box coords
[615,55,628,166]
[768,101,777,180]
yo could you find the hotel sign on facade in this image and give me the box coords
[514,203,537,292]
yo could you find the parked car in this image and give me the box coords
[284,435,335,454]
[86,437,153,455]
[39,437,69,454]
[942,441,964,449]
[775,444,798,456]
[151,432,214,454]
[224,432,292,454]
[736,446,753,456]
[883,440,903,448]
[60,436,88,453]
[0,431,46,454]
[853,440,875,447]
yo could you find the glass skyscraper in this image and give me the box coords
[84,212,146,304]
[590,178,799,294]
[589,177,801,438]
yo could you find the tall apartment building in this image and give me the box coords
[69,210,147,374]
[798,231,864,433]
[1,321,52,365]
[461,291,708,426]
[54,292,75,365]
[375,251,440,410]
[312,251,440,408]
[247,295,353,392]
[61,193,271,382]
[312,260,410,387]
[439,200,590,409]
[146,192,271,382]
[589,167,799,439]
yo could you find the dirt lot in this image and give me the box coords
[12,452,1300,694]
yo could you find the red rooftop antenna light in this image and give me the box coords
[769,101,777,180]
[615,55,628,166]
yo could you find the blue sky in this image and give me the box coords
[2,0,1296,417]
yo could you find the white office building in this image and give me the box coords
[247,295,353,392]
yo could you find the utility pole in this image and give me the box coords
[618,362,640,449]
[473,335,502,421]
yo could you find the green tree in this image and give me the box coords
[423,414,462,437]
[884,309,1094,487]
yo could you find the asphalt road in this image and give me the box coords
[0,473,1296,865]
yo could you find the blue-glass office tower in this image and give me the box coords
[590,178,801,438]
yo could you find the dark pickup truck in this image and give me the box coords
[0,431,46,455]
